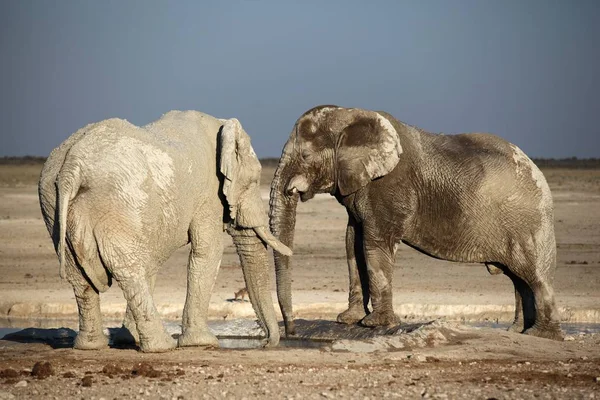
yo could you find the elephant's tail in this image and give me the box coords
[56,160,82,280]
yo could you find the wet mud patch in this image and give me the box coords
[0,319,478,352]
[325,320,480,353]
[217,319,478,352]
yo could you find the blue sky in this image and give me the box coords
[1,0,599,158]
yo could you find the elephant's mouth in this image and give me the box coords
[285,181,316,202]
[299,191,316,202]
[285,187,315,202]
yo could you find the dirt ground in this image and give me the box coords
[0,164,599,398]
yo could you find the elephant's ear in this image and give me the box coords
[336,112,403,196]
[219,118,266,227]
[220,118,243,220]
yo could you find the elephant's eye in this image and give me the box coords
[301,150,312,161]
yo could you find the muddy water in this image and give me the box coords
[1,318,598,350]
[471,321,600,335]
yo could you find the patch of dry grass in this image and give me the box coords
[542,168,600,194]
[0,165,43,187]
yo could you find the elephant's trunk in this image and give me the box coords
[269,139,299,336]
[228,226,280,347]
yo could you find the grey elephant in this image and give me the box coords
[39,110,291,352]
[269,105,563,340]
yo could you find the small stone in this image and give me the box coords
[102,364,123,375]
[0,391,16,400]
[564,335,575,341]
[81,376,93,387]
[132,362,161,378]
[581,356,589,361]
[31,362,54,379]
[14,381,27,388]
[0,369,19,379]
[595,377,600,383]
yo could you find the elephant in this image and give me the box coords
[269,105,563,341]
[38,110,291,352]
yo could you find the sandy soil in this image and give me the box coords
[0,165,599,398]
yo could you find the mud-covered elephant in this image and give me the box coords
[269,105,563,340]
[39,110,291,352]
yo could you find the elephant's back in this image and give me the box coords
[423,132,550,200]
[143,110,222,151]
[39,118,134,228]
[404,131,554,263]
[63,122,181,239]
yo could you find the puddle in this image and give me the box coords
[471,321,600,335]
[218,337,332,350]
[1,318,598,350]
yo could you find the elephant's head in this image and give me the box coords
[269,106,403,335]
[219,118,292,346]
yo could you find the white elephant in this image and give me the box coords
[39,110,291,352]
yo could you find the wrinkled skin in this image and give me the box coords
[39,110,290,353]
[270,105,563,340]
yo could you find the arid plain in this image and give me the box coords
[0,162,599,399]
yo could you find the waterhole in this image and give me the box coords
[1,319,598,350]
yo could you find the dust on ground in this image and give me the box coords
[0,322,599,399]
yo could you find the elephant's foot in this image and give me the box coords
[138,332,178,353]
[284,318,296,336]
[74,331,109,350]
[507,319,524,334]
[523,323,564,341]
[360,309,399,327]
[337,306,367,325]
[178,328,219,348]
[112,325,139,345]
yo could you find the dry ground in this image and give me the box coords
[0,164,599,398]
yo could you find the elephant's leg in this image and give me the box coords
[505,270,535,333]
[505,254,563,340]
[522,278,563,340]
[95,224,175,352]
[178,217,222,348]
[360,235,399,327]
[111,266,176,352]
[337,215,370,324]
[68,252,108,350]
[114,273,156,345]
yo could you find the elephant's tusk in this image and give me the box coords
[254,226,293,256]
